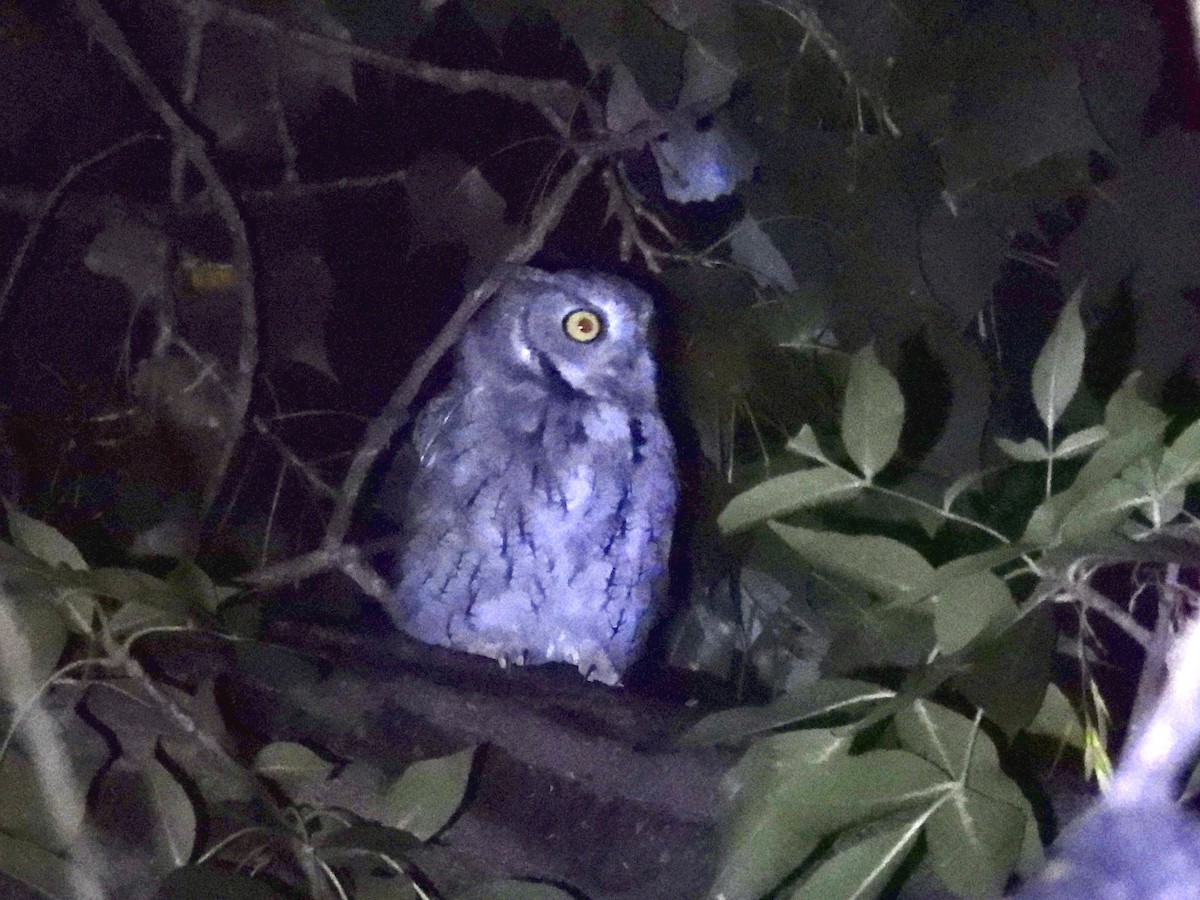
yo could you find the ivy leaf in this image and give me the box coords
[841,346,905,479]
[1030,289,1085,434]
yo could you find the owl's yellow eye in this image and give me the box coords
[563,309,603,343]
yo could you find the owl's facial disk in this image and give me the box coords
[512,278,655,403]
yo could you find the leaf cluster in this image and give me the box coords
[689,296,1200,898]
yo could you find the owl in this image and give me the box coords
[389,268,677,684]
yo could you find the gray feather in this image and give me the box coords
[388,268,677,684]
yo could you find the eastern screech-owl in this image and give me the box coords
[389,268,677,684]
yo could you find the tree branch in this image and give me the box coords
[74,0,259,517]
[152,0,596,136]
[322,149,600,549]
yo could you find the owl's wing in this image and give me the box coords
[412,391,465,468]
[376,391,465,529]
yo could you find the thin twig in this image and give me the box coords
[152,0,593,136]
[0,132,154,326]
[1075,582,1153,649]
[322,150,599,548]
[241,536,397,593]
[75,0,259,516]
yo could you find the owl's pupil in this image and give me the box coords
[564,310,601,342]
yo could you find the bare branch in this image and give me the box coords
[152,0,594,136]
[322,149,600,548]
[241,536,397,595]
[0,133,154,325]
[75,0,259,516]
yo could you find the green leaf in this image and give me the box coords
[457,881,579,900]
[74,568,196,616]
[841,346,905,479]
[352,871,421,900]
[1030,291,1085,433]
[0,751,83,854]
[1157,415,1200,493]
[0,832,82,899]
[942,471,984,513]
[682,678,894,746]
[708,730,848,900]
[785,424,832,464]
[164,560,226,614]
[1053,425,1109,459]
[253,741,335,790]
[895,701,1030,896]
[901,544,1032,608]
[106,599,187,635]
[926,788,1026,897]
[1023,424,1163,544]
[146,755,196,869]
[155,865,295,899]
[930,572,1014,655]
[1056,476,1147,543]
[4,503,87,571]
[0,588,69,702]
[1105,372,1167,437]
[709,731,834,898]
[1024,684,1084,751]
[383,746,476,841]
[717,466,862,534]
[786,817,924,900]
[952,607,1056,738]
[824,602,937,672]
[714,737,947,900]
[769,523,934,598]
[316,823,422,857]
[994,437,1050,462]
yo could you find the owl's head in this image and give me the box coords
[464,268,661,406]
